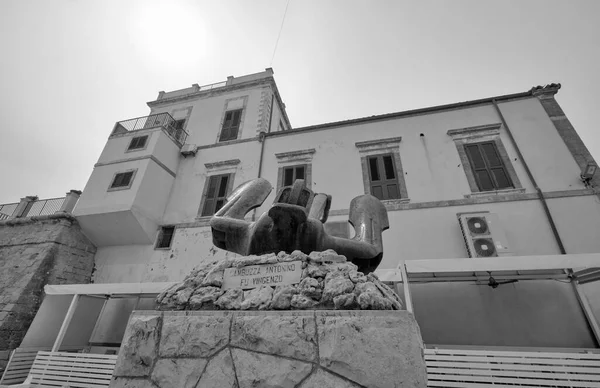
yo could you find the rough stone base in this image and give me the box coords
[110,310,426,388]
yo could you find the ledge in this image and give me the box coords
[0,212,75,227]
[464,187,526,198]
[447,123,501,139]
[355,137,402,150]
[205,159,241,170]
[275,148,316,159]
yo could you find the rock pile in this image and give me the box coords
[156,250,403,311]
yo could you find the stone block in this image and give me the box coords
[196,348,237,388]
[114,314,162,377]
[231,348,313,388]
[301,368,362,388]
[317,311,426,388]
[151,358,207,388]
[231,312,317,361]
[159,312,230,358]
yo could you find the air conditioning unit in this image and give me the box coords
[180,144,197,157]
[457,212,512,258]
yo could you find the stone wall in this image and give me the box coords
[0,214,96,356]
[111,310,427,388]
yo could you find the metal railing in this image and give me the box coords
[112,112,188,146]
[198,80,227,91]
[0,202,18,220]
[25,197,66,217]
[0,197,67,219]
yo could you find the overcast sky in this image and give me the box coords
[0,0,598,203]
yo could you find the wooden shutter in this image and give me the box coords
[465,142,513,191]
[219,109,242,141]
[368,154,400,200]
[201,174,230,216]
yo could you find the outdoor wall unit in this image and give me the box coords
[457,212,513,258]
[73,117,185,246]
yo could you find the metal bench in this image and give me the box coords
[426,347,600,387]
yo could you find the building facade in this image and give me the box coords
[0,70,569,351]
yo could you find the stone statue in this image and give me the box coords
[210,178,389,274]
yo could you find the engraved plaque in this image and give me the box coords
[222,260,302,290]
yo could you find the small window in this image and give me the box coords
[110,171,134,189]
[219,109,242,142]
[465,142,513,191]
[155,226,175,249]
[367,154,401,200]
[201,174,230,216]
[283,165,305,186]
[127,135,148,151]
[174,119,186,130]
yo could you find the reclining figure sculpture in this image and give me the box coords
[210,178,389,274]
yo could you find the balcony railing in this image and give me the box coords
[0,197,68,220]
[0,202,18,220]
[112,112,188,146]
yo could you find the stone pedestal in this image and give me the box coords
[110,310,427,388]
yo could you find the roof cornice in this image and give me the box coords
[266,84,561,138]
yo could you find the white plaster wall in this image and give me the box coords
[161,141,262,224]
[546,195,600,254]
[498,98,584,192]
[97,129,159,164]
[150,87,266,146]
[92,226,236,283]
[75,160,149,216]
[379,200,561,269]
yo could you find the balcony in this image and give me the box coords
[112,112,188,146]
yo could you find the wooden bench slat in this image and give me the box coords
[425,348,600,359]
[36,351,119,360]
[34,355,118,364]
[425,354,600,366]
[426,360,600,374]
[427,373,600,387]
[427,366,600,381]
[29,367,115,378]
[30,362,116,371]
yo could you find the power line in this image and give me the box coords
[270,0,291,66]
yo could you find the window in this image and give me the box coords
[109,171,135,190]
[201,174,231,216]
[367,154,401,200]
[155,226,175,249]
[219,109,242,142]
[174,119,186,130]
[127,135,148,151]
[283,165,306,187]
[464,142,513,191]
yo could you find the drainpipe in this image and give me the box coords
[252,94,275,221]
[492,99,566,254]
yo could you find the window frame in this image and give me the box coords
[107,169,137,192]
[155,226,175,250]
[366,153,403,200]
[126,135,149,152]
[219,108,243,142]
[464,141,514,191]
[447,123,523,196]
[199,173,233,217]
[275,148,316,193]
[355,137,409,202]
